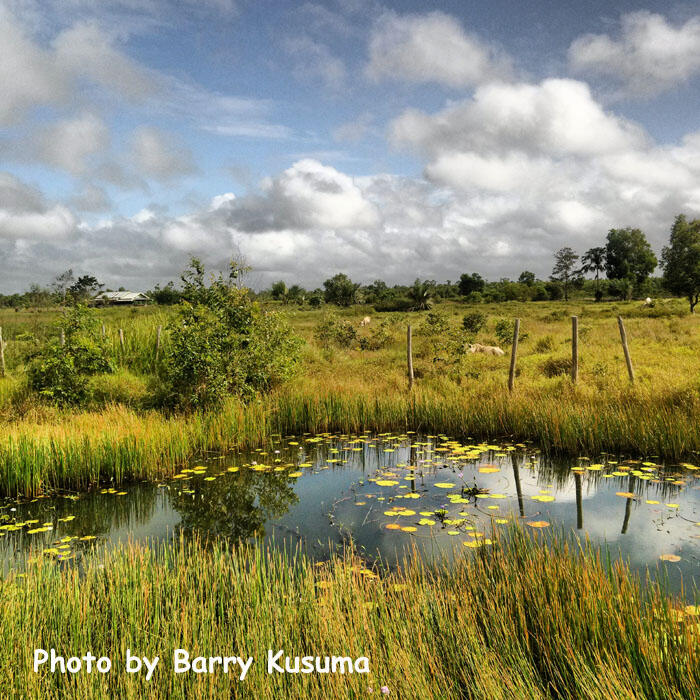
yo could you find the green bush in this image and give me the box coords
[494,318,529,346]
[358,320,393,350]
[462,311,486,334]
[158,259,303,410]
[27,304,112,406]
[313,312,357,349]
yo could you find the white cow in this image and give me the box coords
[359,316,371,327]
[468,343,505,357]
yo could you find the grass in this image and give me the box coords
[1,298,700,497]
[2,530,697,699]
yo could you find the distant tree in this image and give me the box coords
[605,228,657,297]
[458,272,485,297]
[51,269,75,302]
[270,281,287,301]
[579,246,606,301]
[662,215,700,313]
[407,279,435,310]
[518,270,536,287]
[323,273,359,306]
[287,284,306,305]
[68,275,103,302]
[550,247,581,301]
[151,281,181,305]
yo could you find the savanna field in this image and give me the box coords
[1,298,700,699]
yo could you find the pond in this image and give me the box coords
[1,432,699,593]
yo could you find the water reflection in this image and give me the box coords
[0,433,698,594]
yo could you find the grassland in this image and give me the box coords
[3,531,698,700]
[1,298,699,496]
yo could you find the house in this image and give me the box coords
[93,291,150,306]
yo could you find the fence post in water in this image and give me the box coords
[508,318,520,392]
[0,326,5,378]
[406,324,414,390]
[119,328,125,352]
[617,316,635,383]
[571,316,579,384]
[155,325,162,362]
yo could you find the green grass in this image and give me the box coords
[2,530,697,699]
[2,298,700,497]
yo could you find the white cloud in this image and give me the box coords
[35,113,110,176]
[0,7,70,124]
[129,126,196,181]
[225,159,379,231]
[391,79,645,159]
[366,11,513,88]
[0,173,76,240]
[569,11,700,97]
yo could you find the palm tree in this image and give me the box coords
[580,247,606,301]
[408,279,434,310]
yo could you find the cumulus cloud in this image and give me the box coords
[129,127,196,181]
[569,11,700,97]
[224,159,379,231]
[366,11,513,88]
[391,79,645,160]
[0,173,76,241]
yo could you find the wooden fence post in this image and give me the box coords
[101,323,106,338]
[0,327,5,378]
[508,318,520,392]
[571,316,579,384]
[406,324,414,390]
[617,316,635,383]
[155,325,162,362]
[119,328,125,351]
[60,329,65,346]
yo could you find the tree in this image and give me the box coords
[270,281,287,301]
[518,271,536,287]
[605,228,657,297]
[458,272,485,297]
[68,275,103,302]
[323,273,359,306]
[407,279,434,310]
[579,246,606,301]
[51,269,74,302]
[662,215,700,313]
[550,247,581,301]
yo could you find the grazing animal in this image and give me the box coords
[359,316,371,327]
[468,343,505,357]
[643,297,655,307]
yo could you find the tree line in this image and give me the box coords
[2,215,699,312]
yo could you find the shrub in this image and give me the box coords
[494,318,529,346]
[158,259,303,410]
[27,304,112,406]
[358,320,393,350]
[373,297,413,312]
[541,356,573,378]
[462,311,486,334]
[534,335,555,353]
[313,312,357,349]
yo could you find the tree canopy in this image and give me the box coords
[662,215,700,313]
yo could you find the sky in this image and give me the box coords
[1,0,700,292]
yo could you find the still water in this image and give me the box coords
[1,433,699,592]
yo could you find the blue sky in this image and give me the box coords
[1,0,699,291]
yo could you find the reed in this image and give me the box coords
[1,530,697,699]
